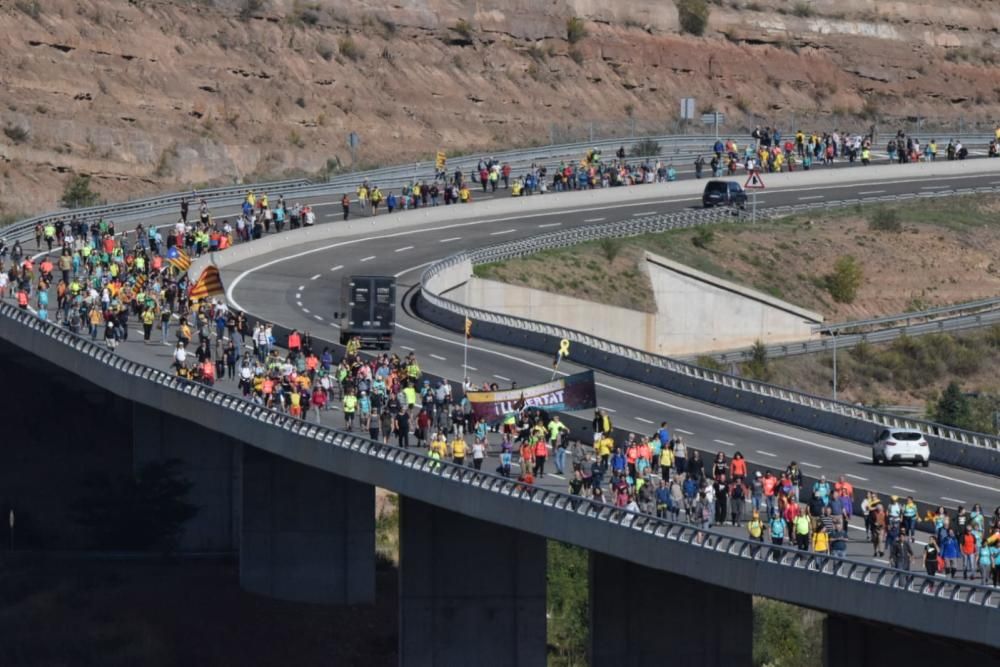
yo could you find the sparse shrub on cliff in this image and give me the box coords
[825,255,863,303]
[792,1,814,18]
[61,174,100,209]
[3,125,29,144]
[452,19,474,41]
[568,48,585,65]
[566,17,587,44]
[869,208,902,233]
[676,0,710,36]
[338,36,363,62]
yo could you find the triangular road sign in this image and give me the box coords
[744,171,766,189]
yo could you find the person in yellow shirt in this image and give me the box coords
[342,390,358,431]
[357,184,369,212]
[429,432,447,470]
[459,185,471,203]
[450,436,467,466]
[596,435,614,469]
[659,445,674,479]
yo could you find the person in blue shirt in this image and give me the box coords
[939,528,960,577]
[610,448,626,476]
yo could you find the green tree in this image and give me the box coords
[745,339,771,381]
[676,0,710,36]
[547,541,589,666]
[753,599,823,666]
[60,174,100,209]
[933,381,972,429]
[825,255,863,303]
[72,459,198,553]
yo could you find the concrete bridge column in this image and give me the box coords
[588,552,752,666]
[823,615,999,665]
[132,403,241,552]
[397,497,547,667]
[239,445,375,605]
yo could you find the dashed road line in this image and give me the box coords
[892,485,916,494]
[920,185,948,190]
[395,246,414,252]
[400,345,415,351]
[429,353,447,361]
[799,462,822,469]
[675,428,694,435]
[329,265,343,272]
[360,255,376,262]
[489,229,517,236]
[858,190,886,195]
[294,293,301,300]
[310,274,321,281]
[847,474,869,482]
[493,374,511,381]
[313,315,323,321]
[941,496,966,504]
[714,439,735,447]
[439,237,462,243]
[297,285,305,291]
[462,364,477,371]
[538,222,562,228]
[756,449,777,457]
[634,417,654,424]
[301,308,310,314]
[583,217,605,223]
[296,301,303,307]
[798,195,824,200]
[599,407,617,413]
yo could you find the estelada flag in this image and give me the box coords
[166,246,192,272]
[464,317,472,339]
[189,266,225,302]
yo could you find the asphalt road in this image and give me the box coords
[56,161,1000,559]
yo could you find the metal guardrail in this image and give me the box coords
[816,296,1000,334]
[0,300,996,612]
[419,185,1000,453]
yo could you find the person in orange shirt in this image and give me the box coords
[835,475,855,518]
[762,471,778,516]
[730,451,748,482]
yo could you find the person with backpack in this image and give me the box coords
[747,510,764,543]
[730,477,747,526]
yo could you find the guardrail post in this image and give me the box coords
[589,552,752,665]
[398,497,546,666]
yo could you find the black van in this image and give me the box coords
[702,180,748,208]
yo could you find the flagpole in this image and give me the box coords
[463,333,468,380]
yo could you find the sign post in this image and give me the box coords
[347,131,360,170]
[743,170,766,223]
[701,111,725,140]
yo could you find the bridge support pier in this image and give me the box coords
[824,614,999,665]
[397,497,546,667]
[588,552,752,666]
[239,445,375,605]
[132,403,241,552]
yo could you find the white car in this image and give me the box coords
[873,428,930,467]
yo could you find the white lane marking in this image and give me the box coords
[874,559,890,565]
[538,222,562,228]
[942,496,966,504]
[714,439,735,447]
[330,265,343,272]
[395,246,414,252]
[799,462,822,469]
[920,185,948,190]
[310,274,321,280]
[297,285,305,290]
[892,485,916,493]
[550,473,565,480]
[228,193,1000,500]
[634,417,654,424]
[584,217,605,222]
[360,255,376,262]
[400,345,415,351]
[676,428,695,435]
[429,353,447,361]
[798,195,824,200]
[899,465,999,493]
[756,449,778,457]
[632,211,657,216]
[301,308,310,314]
[296,301,303,307]
[314,315,323,321]
[599,406,617,413]
[295,293,301,299]
[493,374,511,381]
[394,261,437,278]
[387,321,1000,499]
[858,190,886,195]
[439,237,462,243]
[489,229,517,236]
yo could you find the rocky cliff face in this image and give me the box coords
[1,0,999,216]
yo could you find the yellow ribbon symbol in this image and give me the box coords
[559,339,571,358]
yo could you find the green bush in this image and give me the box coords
[452,18,474,41]
[676,0,710,36]
[547,541,588,666]
[933,381,972,429]
[792,1,815,17]
[3,125,29,144]
[566,17,587,44]
[692,226,715,249]
[753,599,823,666]
[825,255,863,303]
[745,339,771,381]
[598,237,623,262]
[338,36,363,61]
[61,174,100,209]
[869,208,902,232]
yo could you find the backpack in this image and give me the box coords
[732,483,745,500]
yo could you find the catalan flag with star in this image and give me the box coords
[166,246,191,272]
